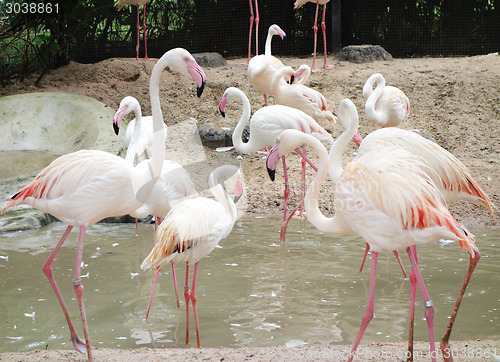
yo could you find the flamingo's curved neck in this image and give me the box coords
[271,66,291,93]
[209,166,238,221]
[125,103,143,164]
[231,90,255,154]
[264,31,275,56]
[364,75,387,125]
[149,57,168,177]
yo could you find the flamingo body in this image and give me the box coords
[363,73,410,127]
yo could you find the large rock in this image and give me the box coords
[193,53,227,68]
[337,45,393,63]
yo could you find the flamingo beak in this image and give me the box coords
[266,141,281,181]
[218,96,227,117]
[233,175,243,203]
[112,106,127,135]
[289,74,295,85]
[187,60,207,98]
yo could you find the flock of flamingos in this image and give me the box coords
[1,7,497,362]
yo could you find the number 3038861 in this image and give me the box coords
[6,2,59,14]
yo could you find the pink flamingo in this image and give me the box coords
[362,73,410,129]
[219,86,332,241]
[113,96,198,309]
[271,65,336,123]
[247,24,286,105]
[242,0,260,65]
[1,48,206,361]
[293,0,334,72]
[267,99,481,362]
[116,0,151,61]
[291,64,312,85]
[141,165,243,348]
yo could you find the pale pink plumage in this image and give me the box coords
[247,24,286,105]
[272,66,336,123]
[267,99,479,362]
[1,48,206,360]
[363,73,410,127]
[141,165,243,348]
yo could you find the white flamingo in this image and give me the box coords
[1,48,206,361]
[362,73,410,128]
[267,99,480,362]
[271,65,336,123]
[141,165,243,348]
[293,0,334,72]
[219,86,332,241]
[247,24,286,105]
[116,0,151,61]
[292,64,311,85]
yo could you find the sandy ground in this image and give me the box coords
[0,53,499,360]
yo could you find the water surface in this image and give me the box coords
[0,217,498,352]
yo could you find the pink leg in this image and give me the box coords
[42,226,88,354]
[348,250,379,362]
[72,226,93,361]
[241,0,255,65]
[359,243,370,273]
[171,260,180,308]
[135,5,140,61]
[320,4,334,70]
[143,4,150,60]
[359,245,407,278]
[254,0,259,56]
[145,265,161,319]
[407,245,418,361]
[280,156,290,242]
[311,1,320,73]
[184,262,191,345]
[263,93,268,106]
[406,246,436,362]
[440,252,480,362]
[297,145,307,219]
[190,262,201,348]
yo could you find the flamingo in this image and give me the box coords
[116,0,151,61]
[271,65,336,123]
[242,0,260,65]
[219,86,332,241]
[362,73,410,129]
[1,48,206,361]
[292,64,311,85]
[247,24,286,106]
[113,96,168,165]
[266,99,480,362]
[113,98,197,309]
[293,0,334,72]
[141,165,243,348]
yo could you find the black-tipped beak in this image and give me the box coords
[233,194,242,204]
[197,81,205,98]
[113,122,120,135]
[289,74,295,84]
[219,108,226,117]
[267,166,276,181]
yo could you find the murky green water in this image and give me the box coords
[0,217,498,352]
[0,150,60,179]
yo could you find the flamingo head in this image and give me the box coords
[113,96,138,135]
[269,24,286,40]
[233,175,244,203]
[218,95,228,117]
[266,140,283,181]
[161,48,207,98]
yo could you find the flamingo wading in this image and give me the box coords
[141,165,243,348]
[1,48,206,361]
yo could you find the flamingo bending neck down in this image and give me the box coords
[266,99,480,362]
[116,0,152,61]
[1,48,206,361]
[362,73,410,128]
[247,24,286,106]
[292,64,311,85]
[293,0,334,72]
[219,86,332,241]
[141,165,243,348]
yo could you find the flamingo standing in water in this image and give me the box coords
[293,0,334,72]
[113,96,197,309]
[271,65,336,123]
[242,0,260,65]
[1,48,206,361]
[141,165,243,348]
[247,24,286,105]
[116,0,152,61]
[219,86,332,241]
[266,99,480,362]
[362,73,410,129]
